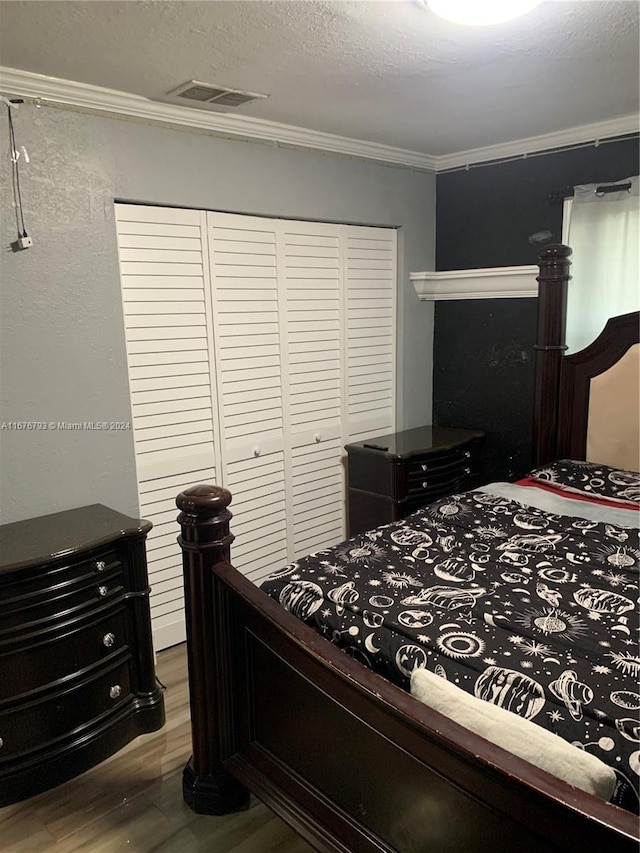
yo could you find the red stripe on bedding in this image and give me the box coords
[515,477,639,511]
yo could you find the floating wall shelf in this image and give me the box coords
[410,265,539,301]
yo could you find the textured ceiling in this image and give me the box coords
[0,0,638,156]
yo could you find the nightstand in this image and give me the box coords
[345,426,485,535]
[0,504,165,805]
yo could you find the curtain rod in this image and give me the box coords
[547,180,633,205]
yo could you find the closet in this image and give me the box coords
[115,204,397,650]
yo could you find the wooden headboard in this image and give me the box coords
[533,244,640,470]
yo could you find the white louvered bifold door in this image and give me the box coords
[116,205,397,645]
[281,223,345,558]
[343,226,397,443]
[207,213,289,584]
[115,204,220,651]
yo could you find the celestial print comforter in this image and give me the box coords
[260,490,640,810]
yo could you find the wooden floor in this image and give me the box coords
[0,643,315,852]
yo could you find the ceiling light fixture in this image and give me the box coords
[426,1,542,26]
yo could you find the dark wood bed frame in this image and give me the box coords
[176,245,640,852]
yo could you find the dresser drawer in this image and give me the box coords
[405,458,472,496]
[405,474,469,512]
[0,656,132,763]
[406,448,469,475]
[0,608,128,702]
[0,567,124,635]
[0,550,121,604]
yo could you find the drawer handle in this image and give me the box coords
[0,737,3,749]
[103,632,116,648]
[422,480,429,488]
[463,467,471,475]
[109,685,122,700]
[253,447,261,458]
[464,450,471,459]
[98,585,108,597]
[421,464,428,472]
[315,433,321,443]
[96,560,106,572]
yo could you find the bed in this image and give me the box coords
[175,244,640,852]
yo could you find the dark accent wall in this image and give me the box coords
[433,299,537,483]
[434,137,639,482]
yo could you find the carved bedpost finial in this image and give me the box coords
[177,483,232,512]
[176,484,234,561]
[536,243,572,283]
[533,244,572,467]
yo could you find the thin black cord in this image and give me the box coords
[6,106,22,237]
[7,105,27,237]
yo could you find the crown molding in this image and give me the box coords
[1,66,637,173]
[0,67,439,171]
[435,114,639,171]
[410,265,539,300]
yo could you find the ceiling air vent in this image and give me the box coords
[165,80,268,110]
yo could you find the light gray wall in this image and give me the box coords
[0,105,435,524]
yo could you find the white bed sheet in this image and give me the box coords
[477,482,639,528]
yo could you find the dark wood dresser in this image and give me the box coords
[0,504,165,806]
[345,426,485,535]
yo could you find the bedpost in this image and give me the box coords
[533,244,572,466]
[176,484,250,815]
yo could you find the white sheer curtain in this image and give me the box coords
[562,175,639,353]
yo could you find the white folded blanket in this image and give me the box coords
[410,667,616,801]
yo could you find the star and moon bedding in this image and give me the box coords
[261,469,640,811]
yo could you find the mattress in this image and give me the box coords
[260,484,640,810]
